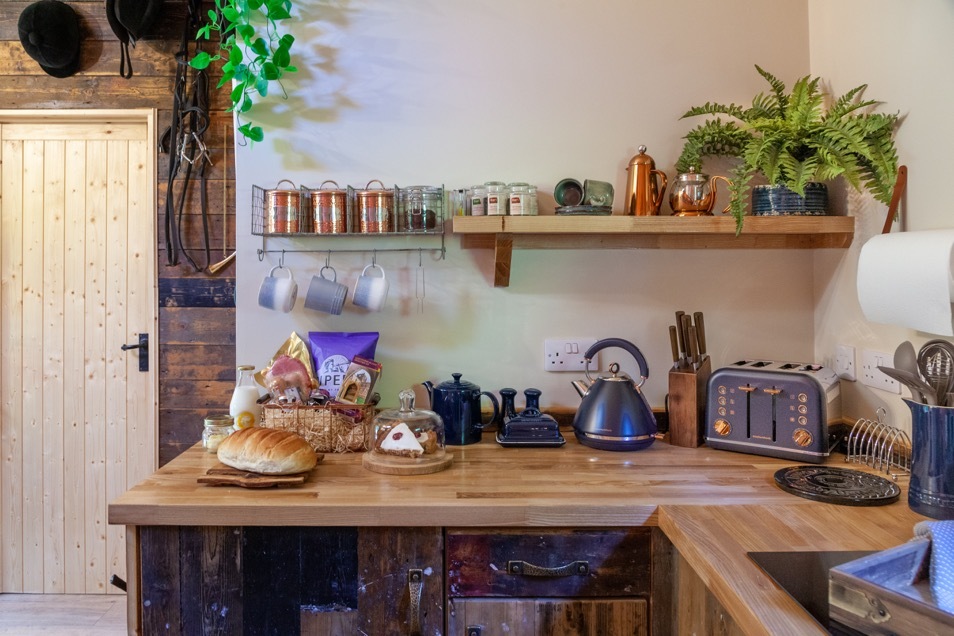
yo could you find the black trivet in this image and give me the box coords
[774,466,901,506]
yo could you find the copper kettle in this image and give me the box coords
[623,145,667,216]
[669,167,731,216]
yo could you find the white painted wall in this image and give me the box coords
[810,0,954,431]
[236,0,818,411]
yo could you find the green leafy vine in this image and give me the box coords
[189,0,297,144]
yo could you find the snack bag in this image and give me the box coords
[255,332,318,401]
[308,332,379,398]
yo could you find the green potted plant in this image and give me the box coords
[189,0,297,143]
[675,65,900,233]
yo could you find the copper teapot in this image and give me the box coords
[623,145,667,216]
[669,167,731,216]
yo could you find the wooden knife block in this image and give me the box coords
[667,356,711,448]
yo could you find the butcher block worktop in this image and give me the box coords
[109,437,928,635]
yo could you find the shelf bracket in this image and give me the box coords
[493,233,513,287]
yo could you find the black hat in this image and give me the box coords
[18,0,81,79]
[105,0,163,78]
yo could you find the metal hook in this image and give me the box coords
[280,249,285,268]
[418,247,423,267]
[372,249,376,267]
[325,250,331,268]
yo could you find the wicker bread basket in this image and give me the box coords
[261,402,372,453]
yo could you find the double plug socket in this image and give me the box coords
[544,338,598,372]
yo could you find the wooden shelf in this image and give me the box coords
[452,215,855,287]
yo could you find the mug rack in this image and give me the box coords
[252,182,447,261]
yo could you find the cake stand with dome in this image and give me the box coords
[363,388,453,475]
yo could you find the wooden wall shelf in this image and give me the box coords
[452,215,855,287]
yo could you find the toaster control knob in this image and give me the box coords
[713,419,731,436]
[798,405,808,414]
[798,393,808,403]
[793,428,813,447]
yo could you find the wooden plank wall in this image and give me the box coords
[0,1,236,467]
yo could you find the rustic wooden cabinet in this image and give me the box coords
[136,526,443,635]
[445,528,653,636]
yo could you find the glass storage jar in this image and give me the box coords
[484,181,508,216]
[401,186,442,232]
[202,415,233,453]
[364,389,447,472]
[470,184,487,216]
[507,182,530,215]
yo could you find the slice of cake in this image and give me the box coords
[377,422,424,458]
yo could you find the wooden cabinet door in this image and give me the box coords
[447,597,648,636]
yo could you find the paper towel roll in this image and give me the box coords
[857,229,954,336]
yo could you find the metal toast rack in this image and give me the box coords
[845,408,911,480]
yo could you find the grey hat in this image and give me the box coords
[18,0,81,79]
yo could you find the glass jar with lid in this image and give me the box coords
[400,186,442,232]
[484,181,508,216]
[362,388,451,474]
[470,184,487,216]
[507,182,531,216]
[202,415,233,453]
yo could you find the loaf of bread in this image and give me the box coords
[217,427,320,475]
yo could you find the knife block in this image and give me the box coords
[667,356,711,448]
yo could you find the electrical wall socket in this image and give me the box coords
[834,344,856,381]
[544,338,598,372]
[860,349,901,394]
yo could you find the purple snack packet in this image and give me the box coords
[308,332,379,398]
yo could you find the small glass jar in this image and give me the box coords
[484,181,508,216]
[470,185,487,216]
[507,182,530,216]
[202,415,233,453]
[368,389,446,464]
[401,186,442,232]
[527,185,539,216]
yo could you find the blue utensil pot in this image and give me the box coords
[907,399,954,519]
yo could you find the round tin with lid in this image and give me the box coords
[263,179,302,233]
[354,179,393,233]
[308,180,348,234]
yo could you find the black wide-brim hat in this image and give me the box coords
[18,0,81,78]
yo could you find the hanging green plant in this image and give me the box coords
[189,0,297,143]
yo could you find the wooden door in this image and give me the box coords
[0,109,157,594]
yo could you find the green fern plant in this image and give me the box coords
[676,65,900,233]
[189,0,297,144]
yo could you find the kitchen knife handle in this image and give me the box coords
[680,314,692,362]
[674,311,686,357]
[669,325,680,364]
[694,311,707,356]
[688,325,699,365]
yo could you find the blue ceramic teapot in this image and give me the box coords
[423,373,499,446]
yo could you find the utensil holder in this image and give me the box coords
[907,399,954,519]
[667,356,711,448]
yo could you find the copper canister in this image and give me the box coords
[309,180,348,234]
[264,179,301,233]
[354,179,393,234]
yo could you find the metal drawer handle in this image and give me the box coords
[506,560,589,577]
[408,568,423,635]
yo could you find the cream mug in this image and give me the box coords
[257,265,298,313]
[352,263,389,311]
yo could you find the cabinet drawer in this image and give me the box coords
[447,597,648,636]
[446,528,651,598]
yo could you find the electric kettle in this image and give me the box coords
[571,338,657,451]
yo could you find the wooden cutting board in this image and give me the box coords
[362,452,453,475]
[198,466,310,488]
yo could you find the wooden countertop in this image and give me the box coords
[109,436,927,635]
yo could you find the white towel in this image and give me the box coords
[914,520,954,613]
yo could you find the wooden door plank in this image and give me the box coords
[42,139,66,593]
[63,139,89,592]
[104,139,130,588]
[84,139,109,593]
[125,127,158,496]
[0,136,24,592]
[21,138,45,593]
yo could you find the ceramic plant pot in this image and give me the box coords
[751,182,828,216]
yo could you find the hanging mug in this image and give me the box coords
[304,265,348,315]
[352,263,389,311]
[257,265,297,313]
